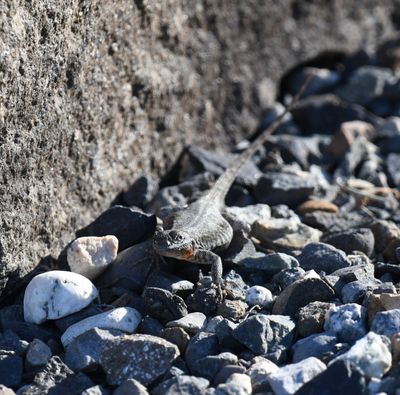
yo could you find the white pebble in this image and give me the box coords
[61,307,142,347]
[67,235,118,280]
[331,332,392,379]
[24,271,98,324]
[268,357,326,395]
[246,286,273,308]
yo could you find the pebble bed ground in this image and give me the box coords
[2,40,400,394]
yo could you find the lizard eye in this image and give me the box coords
[176,234,184,242]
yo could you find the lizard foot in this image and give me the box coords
[211,282,226,304]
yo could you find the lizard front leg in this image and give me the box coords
[191,249,224,302]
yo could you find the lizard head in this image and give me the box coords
[153,227,195,260]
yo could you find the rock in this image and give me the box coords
[298,242,351,274]
[123,175,158,208]
[0,385,15,395]
[30,356,94,394]
[272,277,335,316]
[0,354,22,387]
[254,171,317,208]
[193,352,238,381]
[245,286,273,308]
[371,309,400,338]
[220,231,257,264]
[185,332,219,374]
[23,271,98,324]
[101,334,179,386]
[295,359,367,395]
[273,267,306,289]
[61,307,141,347]
[341,280,395,304]
[330,263,374,283]
[324,303,367,343]
[152,375,209,395]
[64,328,122,371]
[223,270,248,301]
[182,146,262,188]
[392,332,400,364]
[81,385,111,395]
[297,301,336,337]
[297,199,339,215]
[25,339,52,368]
[217,373,252,395]
[224,204,271,231]
[323,228,375,256]
[143,287,188,323]
[67,236,118,280]
[267,357,326,395]
[76,206,156,252]
[217,300,247,320]
[332,332,391,379]
[247,358,279,393]
[238,252,299,274]
[213,365,247,386]
[232,314,295,355]
[0,331,29,356]
[387,153,400,187]
[113,378,149,395]
[327,120,374,158]
[94,240,154,293]
[160,327,190,354]
[166,312,206,335]
[335,66,393,106]
[214,319,242,351]
[138,317,164,337]
[371,220,400,253]
[252,219,321,251]
[292,333,337,362]
[186,286,219,316]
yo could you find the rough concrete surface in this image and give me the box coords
[0,0,399,299]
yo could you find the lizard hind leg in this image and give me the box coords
[192,249,225,303]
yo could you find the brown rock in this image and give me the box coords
[217,300,248,320]
[370,220,400,253]
[383,238,400,263]
[297,301,337,337]
[272,277,335,316]
[367,294,385,326]
[327,121,374,158]
[391,332,400,364]
[297,200,339,215]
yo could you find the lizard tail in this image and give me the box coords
[206,74,313,206]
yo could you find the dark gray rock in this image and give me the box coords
[387,153,400,187]
[25,339,52,368]
[213,365,246,386]
[291,94,380,134]
[145,270,194,294]
[254,172,316,208]
[298,242,351,274]
[138,317,164,337]
[0,331,29,356]
[76,206,156,252]
[30,356,93,394]
[160,327,190,354]
[272,277,335,316]
[221,231,257,265]
[330,263,375,283]
[185,332,219,374]
[215,319,242,352]
[181,146,262,188]
[113,379,148,395]
[0,354,22,387]
[324,304,367,343]
[371,309,400,338]
[142,287,188,323]
[186,286,219,316]
[122,175,158,208]
[272,267,306,289]
[193,352,238,381]
[238,252,299,274]
[166,312,207,335]
[152,375,209,395]
[96,240,154,293]
[64,328,122,371]
[341,280,395,304]
[294,359,367,395]
[297,301,337,337]
[223,270,248,301]
[292,333,337,363]
[323,228,375,256]
[232,314,295,355]
[101,334,179,386]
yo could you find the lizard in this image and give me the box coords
[153,77,312,301]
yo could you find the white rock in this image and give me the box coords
[331,332,392,379]
[24,271,98,324]
[247,357,279,392]
[246,285,273,308]
[166,312,207,334]
[225,204,271,226]
[218,373,252,395]
[61,307,142,347]
[67,235,118,280]
[267,357,326,395]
